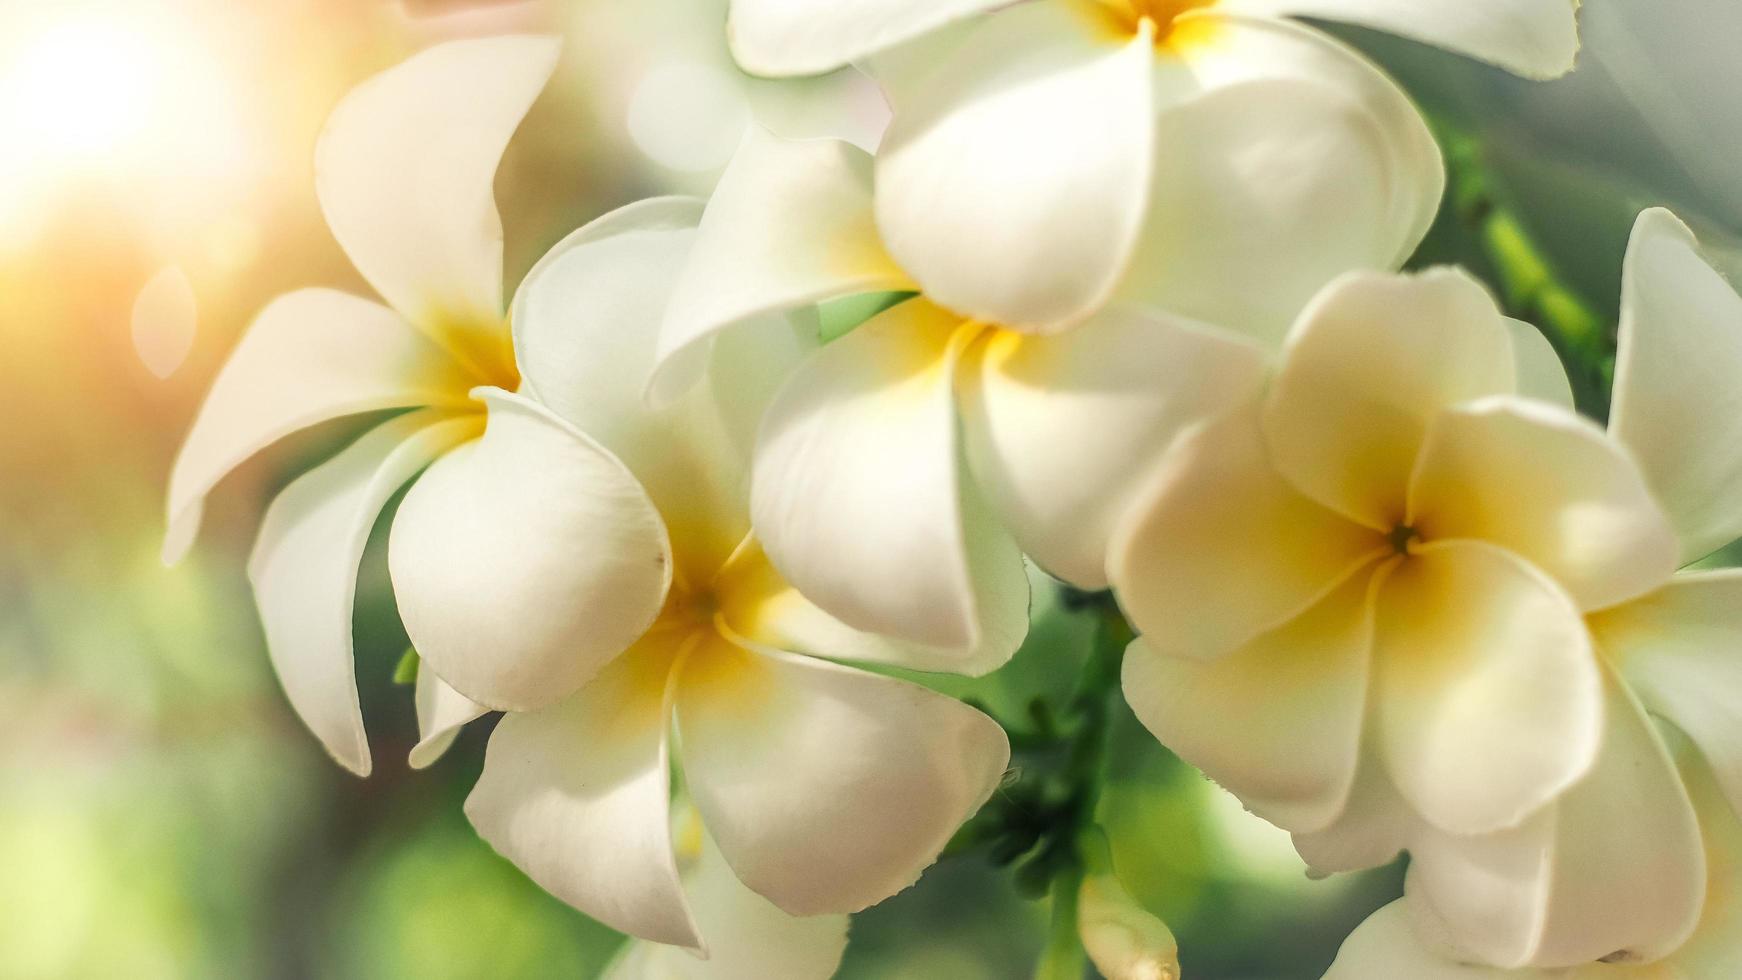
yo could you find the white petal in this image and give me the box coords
[316,35,558,361]
[726,0,1010,77]
[1325,901,1522,980]
[875,2,1155,330]
[1123,16,1442,344]
[1611,208,1742,563]
[1219,0,1582,79]
[163,288,473,565]
[1373,541,1601,836]
[1291,756,1416,876]
[388,389,670,711]
[1525,672,1705,968]
[1122,570,1377,833]
[605,830,848,980]
[958,306,1268,589]
[1505,319,1575,410]
[512,197,817,577]
[466,646,699,948]
[1672,760,1742,977]
[1594,569,1742,818]
[751,299,1029,658]
[247,409,479,777]
[1403,813,1557,970]
[409,667,489,770]
[674,643,1009,915]
[1108,398,1389,661]
[1408,397,1679,612]
[1262,268,1516,529]
[654,130,908,406]
[718,542,1020,677]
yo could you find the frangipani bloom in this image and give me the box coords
[391,196,1010,951]
[163,35,561,776]
[1108,208,1742,967]
[1325,752,1742,979]
[725,0,1579,336]
[656,127,1270,658]
[603,804,848,980]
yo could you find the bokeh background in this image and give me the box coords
[3,1,1739,977]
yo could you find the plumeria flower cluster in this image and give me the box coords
[165,0,1742,976]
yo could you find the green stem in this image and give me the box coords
[1036,862,1087,980]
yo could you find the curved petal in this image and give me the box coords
[316,35,558,366]
[726,0,1011,77]
[512,197,817,578]
[1673,760,1742,977]
[751,299,1029,657]
[1525,673,1705,968]
[1217,0,1582,79]
[1403,814,1557,971]
[1505,319,1575,410]
[1122,569,1379,833]
[388,389,670,711]
[1108,398,1389,661]
[605,830,848,980]
[1373,540,1601,836]
[1122,16,1443,345]
[718,542,1021,677]
[409,667,490,770]
[1291,754,1416,875]
[247,409,480,777]
[1408,397,1679,612]
[1611,208,1742,563]
[875,2,1155,330]
[465,644,699,948]
[163,288,473,565]
[1262,268,1516,529]
[1593,569,1742,817]
[958,306,1269,589]
[654,130,910,407]
[674,642,1009,916]
[1325,901,1521,980]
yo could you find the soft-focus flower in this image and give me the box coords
[1077,832,1180,980]
[655,128,1269,659]
[163,35,561,776]
[1324,750,1742,979]
[1113,207,1742,968]
[603,803,848,980]
[392,196,1010,950]
[725,0,1578,336]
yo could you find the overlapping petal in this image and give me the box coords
[1372,541,1601,836]
[1594,569,1742,817]
[1218,0,1582,79]
[654,132,908,406]
[1122,570,1378,833]
[163,288,474,565]
[1611,208,1742,563]
[247,409,480,776]
[751,299,1028,658]
[958,307,1268,589]
[1504,319,1575,409]
[409,668,490,770]
[388,389,670,711]
[675,642,1009,916]
[466,643,698,948]
[1408,397,1679,612]
[726,0,1011,77]
[1109,399,1389,661]
[875,1,1156,330]
[1263,268,1517,528]
[315,34,558,367]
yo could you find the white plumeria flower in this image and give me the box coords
[724,0,1579,337]
[1113,207,1742,969]
[1324,752,1742,980]
[163,35,562,777]
[603,804,848,980]
[654,127,1270,659]
[390,195,1010,951]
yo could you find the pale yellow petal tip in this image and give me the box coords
[161,509,198,568]
[1079,870,1180,980]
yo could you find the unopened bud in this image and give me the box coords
[1078,869,1180,980]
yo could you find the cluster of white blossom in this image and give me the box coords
[166,2,1742,977]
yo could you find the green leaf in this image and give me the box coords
[392,648,419,686]
[816,291,916,343]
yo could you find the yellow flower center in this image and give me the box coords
[1087,0,1220,50]
[423,309,523,399]
[1386,524,1424,557]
